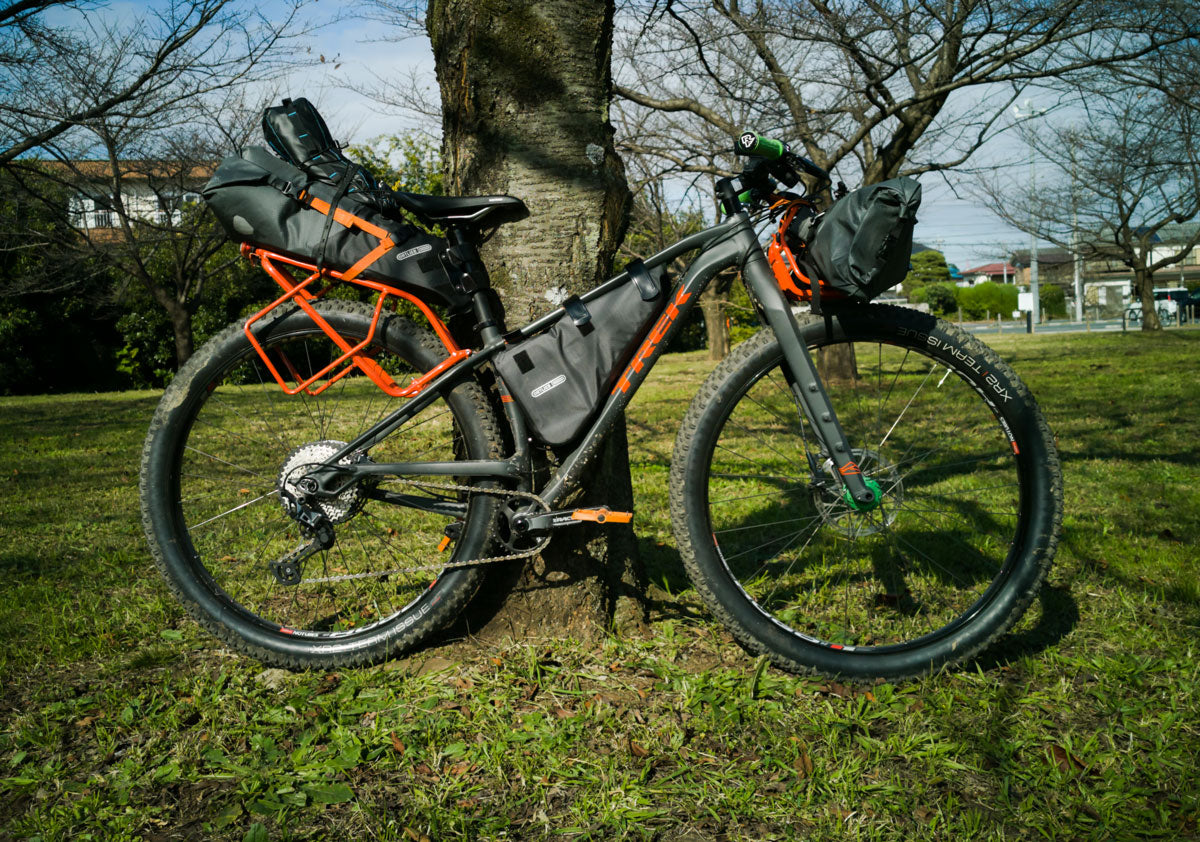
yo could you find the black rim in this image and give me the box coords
[157,316,486,643]
[701,329,1032,656]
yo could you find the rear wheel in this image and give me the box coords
[140,300,502,669]
[670,305,1062,679]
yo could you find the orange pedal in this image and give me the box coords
[436,535,452,552]
[571,508,633,525]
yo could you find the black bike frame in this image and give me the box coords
[314,209,876,510]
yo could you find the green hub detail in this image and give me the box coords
[843,477,883,512]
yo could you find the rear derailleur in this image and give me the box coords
[270,488,336,586]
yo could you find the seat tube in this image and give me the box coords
[737,228,877,507]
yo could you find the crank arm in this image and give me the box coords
[514,507,633,536]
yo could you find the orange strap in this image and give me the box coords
[304,194,395,280]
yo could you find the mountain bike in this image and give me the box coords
[139,133,1062,680]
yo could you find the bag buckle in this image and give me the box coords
[626,259,660,301]
[563,295,591,327]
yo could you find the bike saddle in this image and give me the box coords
[392,192,529,227]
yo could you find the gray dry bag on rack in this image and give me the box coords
[494,264,665,446]
[201,146,467,310]
[806,177,922,301]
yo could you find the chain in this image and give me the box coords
[298,477,551,584]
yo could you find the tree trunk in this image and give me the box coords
[147,281,195,367]
[1134,266,1161,331]
[702,286,729,360]
[428,0,645,642]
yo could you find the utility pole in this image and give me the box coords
[1013,100,1046,326]
[1071,153,1083,322]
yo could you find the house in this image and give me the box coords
[962,262,1018,286]
[45,160,213,234]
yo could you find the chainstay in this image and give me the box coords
[298,477,551,584]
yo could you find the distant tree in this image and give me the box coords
[912,281,958,315]
[347,133,444,196]
[956,281,1018,320]
[0,0,310,166]
[612,1,1198,190]
[0,1,315,367]
[1039,283,1067,320]
[902,250,951,294]
[978,71,1200,331]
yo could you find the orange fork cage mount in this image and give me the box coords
[241,243,469,398]
[766,200,847,304]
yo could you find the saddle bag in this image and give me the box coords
[201,146,467,310]
[493,264,665,446]
[805,177,922,301]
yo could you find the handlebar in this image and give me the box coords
[732,129,831,186]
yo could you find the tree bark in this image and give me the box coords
[702,286,729,360]
[1134,266,1162,331]
[428,0,646,642]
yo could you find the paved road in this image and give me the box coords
[960,318,1200,336]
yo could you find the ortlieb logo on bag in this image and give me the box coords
[531,375,566,398]
[494,263,665,446]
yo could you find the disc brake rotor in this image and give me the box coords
[812,448,903,537]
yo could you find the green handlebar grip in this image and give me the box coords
[736,130,786,160]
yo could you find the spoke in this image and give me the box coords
[710,471,803,482]
[893,506,1007,583]
[724,413,808,474]
[183,445,270,480]
[181,472,274,488]
[720,517,824,565]
[709,485,807,506]
[187,491,276,532]
[915,483,1021,500]
[758,518,827,605]
[899,453,1012,486]
[876,363,936,452]
[206,393,292,454]
[765,369,817,464]
[714,442,794,478]
[713,513,825,536]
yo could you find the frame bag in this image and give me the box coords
[806,177,922,301]
[494,265,665,446]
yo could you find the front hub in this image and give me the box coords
[812,449,903,538]
[844,477,883,512]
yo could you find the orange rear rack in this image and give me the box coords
[241,243,469,398]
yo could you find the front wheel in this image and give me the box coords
[670,304,1062,679]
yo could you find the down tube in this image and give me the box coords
[538,234,748,508]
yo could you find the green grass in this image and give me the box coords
[2,329,1199,840]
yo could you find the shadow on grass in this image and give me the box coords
[968,583,1080,672]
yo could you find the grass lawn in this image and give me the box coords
[1,328,1198,840]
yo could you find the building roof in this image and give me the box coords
[24,159,217,181]
[1010,248,1073,267]
[964,262,1017,275]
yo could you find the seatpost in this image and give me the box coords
[445,226,504,344]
